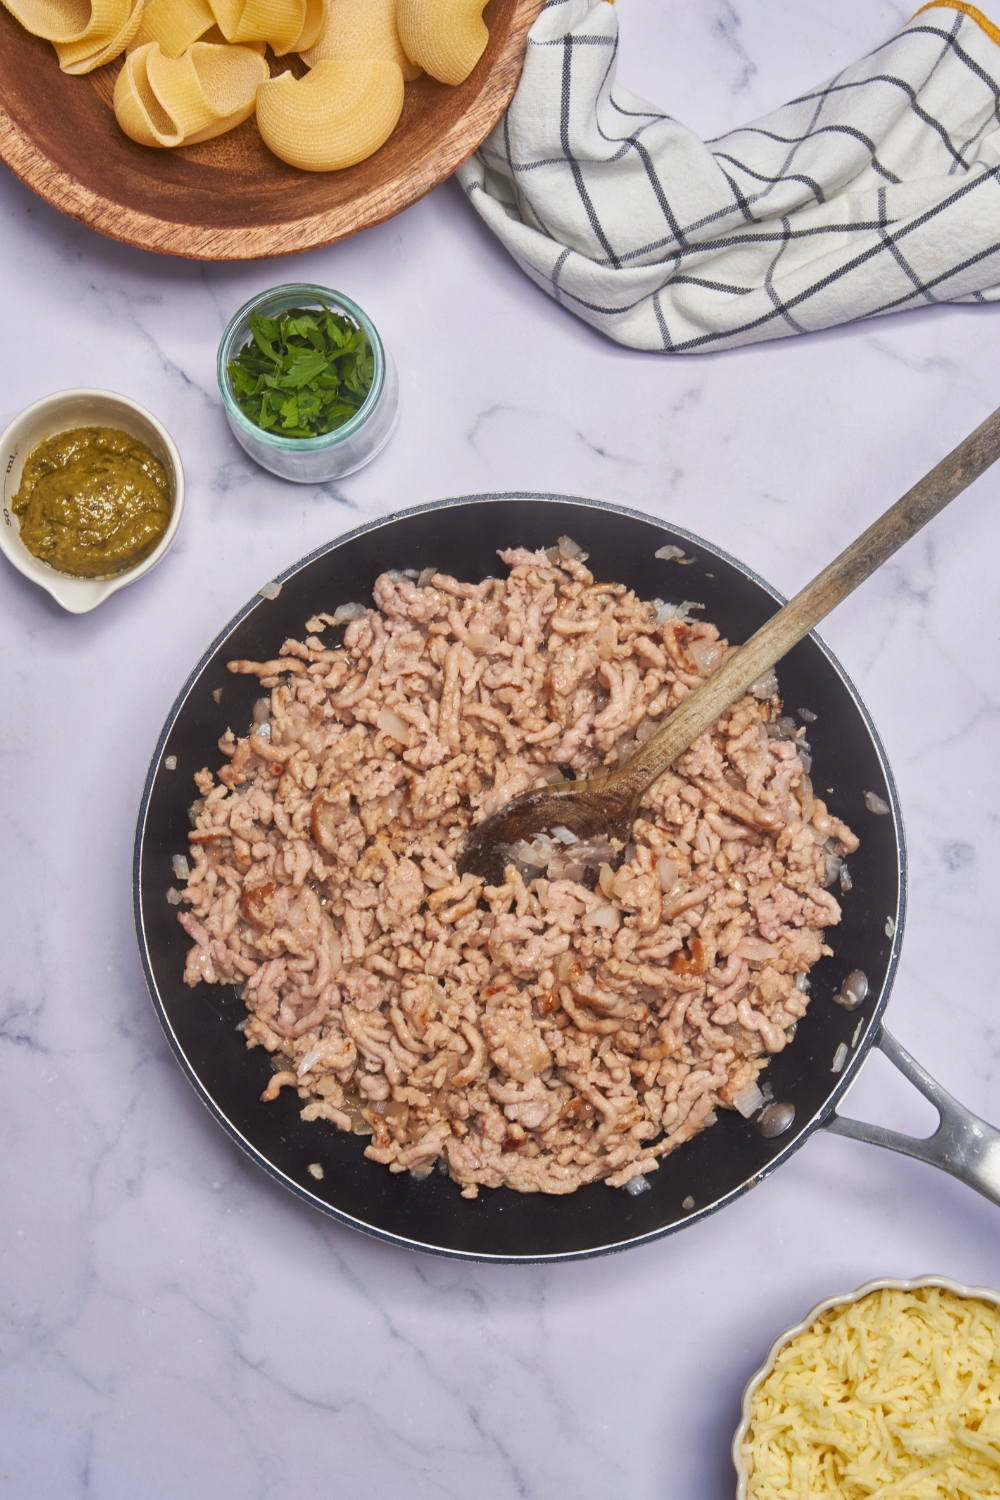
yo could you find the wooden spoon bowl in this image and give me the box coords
[0,0,543,259]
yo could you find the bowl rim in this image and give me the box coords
[732,1273,1000,1497]
[217,283,386,453]
[0,0,547,261]
[0,386,185,614]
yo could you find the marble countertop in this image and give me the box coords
[3,3,1000,1495]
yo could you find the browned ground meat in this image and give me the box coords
[177,542,858,1197]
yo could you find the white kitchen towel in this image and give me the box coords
[458,1,1000,352]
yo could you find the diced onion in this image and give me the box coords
[751,669,778,699]
[376,708,413,746]
[557,534,587,561]
[166,887,183,905]
[651,598,705,625]
[511,835,556,869]
[624,1173,651,1195]
[656,857,680,891]
[582,904,618,929]
[732,1082,765,1118]
[688,638,722,673]
[172,854,190,881]
[517,832,615,883]
[865,790,890,814]
[333,602,367,624]
[831,1042,849,1073]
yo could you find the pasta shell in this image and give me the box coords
[114,39,268,147]
[2,0,142,70]
[209,0,304,53]
[128,0,215,57]
[114,43,184,144]
[396,0,488,86]
[55,0,142,69]
[55,0,140,68]
[198,25,267,52]
[256,57,404,171]
[289,0,325,53]
[302,0,421,83]
[0,0,125,45]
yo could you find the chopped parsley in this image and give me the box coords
[227,303,375,439]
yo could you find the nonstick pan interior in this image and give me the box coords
[134,495,904,1262]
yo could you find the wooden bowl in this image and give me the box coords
[0,0,544,260]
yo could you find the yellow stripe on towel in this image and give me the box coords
[912,2,1000,48]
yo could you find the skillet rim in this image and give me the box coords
[133,492,906,1263]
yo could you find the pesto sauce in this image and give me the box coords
[12,426,172,578]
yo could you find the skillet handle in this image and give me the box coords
[824,1026,1000,1208]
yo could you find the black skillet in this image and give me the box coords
[133,495,1000,1262]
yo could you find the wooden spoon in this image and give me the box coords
[460,404,1000,885]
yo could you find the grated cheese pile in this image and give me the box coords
[743,1286,1000,1499]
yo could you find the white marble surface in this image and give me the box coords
[3,3,1000,1496]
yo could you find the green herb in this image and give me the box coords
[227,303,375,440]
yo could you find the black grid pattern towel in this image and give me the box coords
[458,1,1000,352]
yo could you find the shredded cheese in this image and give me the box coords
[744,1286,1000,1499]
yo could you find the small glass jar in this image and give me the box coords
[217,283,399,484]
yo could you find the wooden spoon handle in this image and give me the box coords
[609,401,1000,803]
